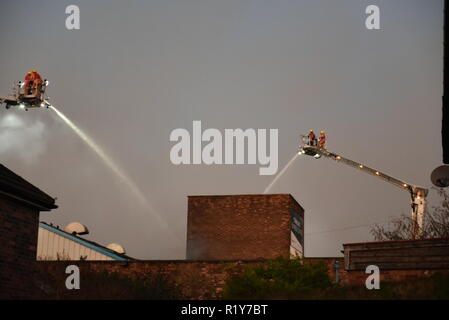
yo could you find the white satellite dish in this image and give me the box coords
[64,222,89,235]
[107,243,126,254]
[431,165,449,188]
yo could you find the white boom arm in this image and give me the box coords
[299,136,428,239]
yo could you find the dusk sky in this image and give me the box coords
[0,0,444,259]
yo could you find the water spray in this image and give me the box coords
[47,102,181,244]
[263,153,299,194]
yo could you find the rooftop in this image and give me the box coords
[0,164,57,211]
[40,221,135,261]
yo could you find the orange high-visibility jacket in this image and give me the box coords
[31,72,42,82]
[24,73,32,86]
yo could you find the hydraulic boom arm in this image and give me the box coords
[299,136,428,239]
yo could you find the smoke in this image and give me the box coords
[0,113,47,164]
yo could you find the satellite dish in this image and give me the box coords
[107,243,126,254]
[431,165,449,187]
[64,222,89,235]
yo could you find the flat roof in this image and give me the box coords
[188,194,305,212]
[343,237,449,247]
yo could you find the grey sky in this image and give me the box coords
[0,0,444,258]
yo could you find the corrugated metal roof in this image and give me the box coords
[39,222,134,261]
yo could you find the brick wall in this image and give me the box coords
[34,258,341,299]
[304,257,345,282]
[304,257,449,286]
[0,194,39,299]
[36,260,265,299]
[33,258,449,299]
[186,194,304,260]
[341,269,449,286]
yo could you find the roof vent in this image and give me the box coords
[64,222,89,235]
[106,243,126,254]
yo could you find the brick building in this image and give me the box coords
[0,164,57,299]
[186,194,304,260]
